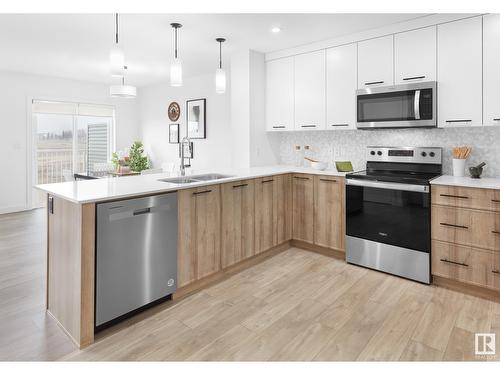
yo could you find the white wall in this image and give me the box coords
[138,73,232,172]
[0,70,140,214]
[230,49,278,168]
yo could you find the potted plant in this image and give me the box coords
[128,141,150,172]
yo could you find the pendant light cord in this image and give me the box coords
[219,41,222,69]
[115,13,119,44]
[174,27,178,59]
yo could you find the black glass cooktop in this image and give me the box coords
[346,161,442,185]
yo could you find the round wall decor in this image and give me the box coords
[168,102,181,122]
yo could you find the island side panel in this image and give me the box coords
[46,194,95,348]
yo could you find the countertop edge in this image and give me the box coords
[430,175,500,190]
[35,166,348,204]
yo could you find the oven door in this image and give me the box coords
[346,179,431,253]
[356,82,436,129]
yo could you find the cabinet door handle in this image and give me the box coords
[301,125,317,128]
[262,179,274,184]
[319,178,337,183]
[493,119,500,121]
[331,123,349,127]
[440,258,469,267]
[294,176,310,180]
[365,81,384,86]
[193,189,212,196]
[445,119,472,123]
[232,183,248,189]
[440,193,469,199]
[492,199,500,203]
[403,76,426,81]
[48,196,54,214]
[492,231,500,235]
[492,270,500,276]
[272,125,286,129]
[440,222,469,229]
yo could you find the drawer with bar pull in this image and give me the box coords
[432,185,500,212]
[431,205,495,250]
[432,240,493,288]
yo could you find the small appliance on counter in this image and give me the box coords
[345,146,442,284]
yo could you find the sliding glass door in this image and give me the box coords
[32,100,114,207]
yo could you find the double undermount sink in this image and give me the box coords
[158,173,233,185]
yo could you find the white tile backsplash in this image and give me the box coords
[273,126,500,177]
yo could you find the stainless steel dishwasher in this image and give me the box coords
[96,192,178,329]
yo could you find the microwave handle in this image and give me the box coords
[414,90,420,120]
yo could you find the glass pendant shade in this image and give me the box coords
[109,44,125,77]
[215,68,226,94]
[170,58,183,87]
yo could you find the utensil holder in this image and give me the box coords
[452,158,466,177]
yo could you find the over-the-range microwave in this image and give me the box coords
[356,81,436,129]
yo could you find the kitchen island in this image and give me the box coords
[36,165,347,348]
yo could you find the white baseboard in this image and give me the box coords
[0,206,29,215]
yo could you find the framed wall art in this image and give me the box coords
[186,98,206,139]
[169,123,179,144]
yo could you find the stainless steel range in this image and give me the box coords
[345,146,442,284]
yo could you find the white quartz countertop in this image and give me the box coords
[35,165,348,204]
[430,175,500,190]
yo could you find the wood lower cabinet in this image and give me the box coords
[221,180,255,268]
[313,176,345,251]
[292,174,314,243]
[432,240,492,288]
[276,174,293,244]
[254,174,292,254]
[178,185,221,287]
[431,184,500,294]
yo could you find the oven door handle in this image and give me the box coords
[414,90,421,120]
[346,179,429,193]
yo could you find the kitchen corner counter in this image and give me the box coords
[430,175,500,190]
[35,165,348,204]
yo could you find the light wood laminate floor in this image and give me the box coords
[1,209,499,361]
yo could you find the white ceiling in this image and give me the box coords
[0,13,430,87]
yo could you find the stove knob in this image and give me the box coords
[377,151,382,156]
[370,151,376,155]
[421,151,427,157]
[429,151,435,157]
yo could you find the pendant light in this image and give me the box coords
[170,23,183,87]
[215,38,226,94]
[110,66,136,98]
[109,13,125,77]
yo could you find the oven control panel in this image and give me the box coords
[367,146,442,164]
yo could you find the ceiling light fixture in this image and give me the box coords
[109,13,125,77]
[215,38,226,94]
[271,27,281,33]
[170,23,183,87]
[110,66,136,98]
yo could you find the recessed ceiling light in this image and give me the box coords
[271,27,281,33]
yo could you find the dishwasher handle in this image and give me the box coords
[133,207,151,216]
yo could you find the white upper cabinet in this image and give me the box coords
[395,26,436,84]
[294,50,326,130]
[437,17,482,127]
[357,35,394,89]
[483,14,500,127]
[266,57,294,131]
[326,44,357,130]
